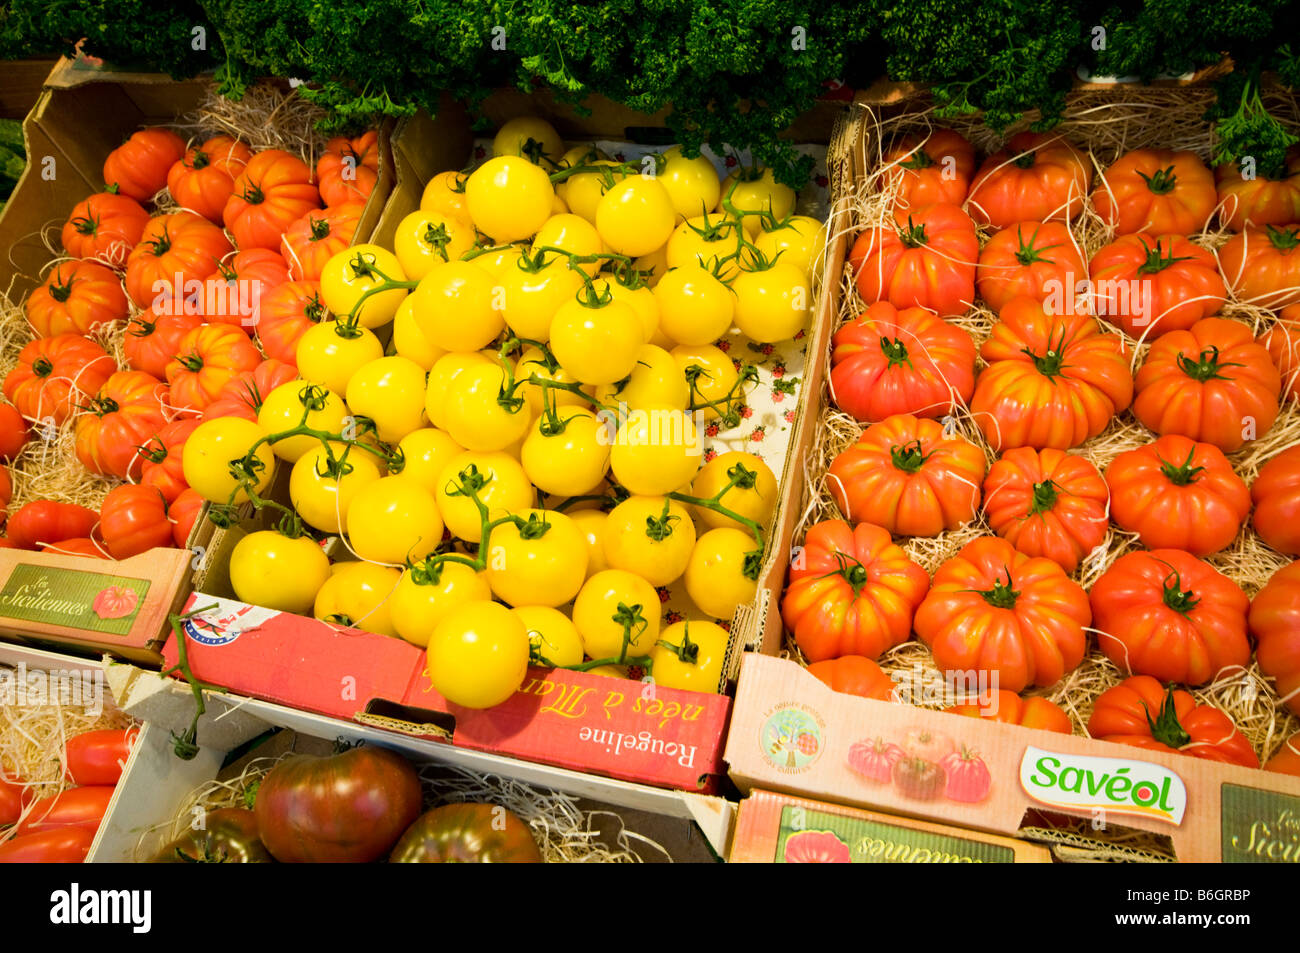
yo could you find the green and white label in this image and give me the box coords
[0,564,150,637]
[776,806,1014,863]
[1020,745,1187,825]
[1221,784,1300,863]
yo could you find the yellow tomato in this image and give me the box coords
[570,509,609,578]
[296,320,384,397]
[514,605,584,667]
[593,343,689,411]
[519,408,610,497]
[435,450,535,543]
[532,214,605,276]
[182,417,276,504]
[345,475,444,565]
[484,509,588,608]
[753,215,822,277]
[549,297,642,385]
[313,561,401,636]
[596,176,676,257]
[396,428,465,495]
[473,243,526,283]
[671,344,741,422]
[492,116,564,167]
[609,407,702,495]
[597,277,659,343]
[289,442,383,534]
[345,355,429,444]
[634,244,670,288]
[319,244,409,328]
[255,379,348,463]
[652,266,735,346]
[731,262,810,343]
[718,167,796,236]
[690,451,778,531]
[666,215,744,280]
[465,156,554,243]
[409,260,503,353]
[515,345,588,417]
[425,351,494,431]
[500,259,585,340]
[390,561,493,648]
[562,161,627,224]
[602,495,697,587]
[442,361,533,452]
[229,530,331,615]
[657,147,722,222]
[392,295,446,370]
[572,569,662,660]
[426,600,530,709]
[393,209,475,281]
[649,620,729,693]
[420,171,471,222]
[683,527,760,620]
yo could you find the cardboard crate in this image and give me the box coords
[726,80,1300,863]
[729,788,1051,863]
[95,671,735,862]
[0,60,398,663]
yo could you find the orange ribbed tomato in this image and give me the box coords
[879,129,975,210]
[281,203,364,281]
[1088,233,1226,339]
[99,484,172,559]
[806,656,897,702]
[827,413,986,537]
[202,358,298,423]
[123,308,202,379]
[1132,317,1281,453]
[124,211,232,310]
[1253,446,1300,556]
[102,127,185,202]
[139,418,201,503]
[781,519,929,663]
[1093,149,1217,236]
[976,221,1087,315]
[850,203,977,317]
[982,446,1108,574]
[167,136,254,223]
[1215,147,1300,232]
[972,297,1133,451]
[254,280,326,366]
[966,132,1092,226]
[165,324,264,417]
[197,248,291,331]
[1260,305,1300,400]
[26,260,129,338]
[914,536,1090,693]
[1091,549,1250,687]
[829,301,976,422]
[74,370,169,479]
[1251,561,1300,715]
[1219,224,1300,309]
[1088,676,1257,767]
[3,334,114,426]
[944,689,1072,734]
[317,132,380,208]
[223,149,321,251]
[61,191,149,268]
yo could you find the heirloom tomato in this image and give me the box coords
[945,690,1072,734]
[281,202,364,282]
[1219,224,1300,309]
[205,358,297,423]
[124,211,232,310]
[1093,149,1217,235]
[976,221,1087,315]
[124,308,202,381]
[1215,146,1300,231]
[851,202,977,317]
[152,807,271,863]
[5,500,98,550]
[913,536,1091,693]
[426,600,530,709]
[74,371,169,480]
[1266,735,1300,777]
[26,259,128,338]
[847,737,905,782]
[1090,549,1250,686]
[99,484,171,559]
[166,323,263,417]
[0,404,25,460]
[230,530,331,615]
[60,191,148,268]
[1253,446,1300,555]
[1088,233,1226,338]
[880,129,975,210]
[3,334,114,426]
[223,149,321,251]
[167,135,252,224]
[170,487,205,548]
[1250,561,1300,716]
[389,803,542,863]
[1088,676,1257,767]
[1260,306,1300,400]
[941,747,993,803]
[966,132,1092,226]
[256,280,326,367]
[317,131,380,207]
[807,655,895,702]
[102,127,185,201]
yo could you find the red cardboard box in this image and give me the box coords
[163,593,731,791]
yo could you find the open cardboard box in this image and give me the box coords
[726,79,1300,863]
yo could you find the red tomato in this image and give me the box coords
[0,827,94,864]
[124,211,233,310]
[940,747,992,803]
[254,280,326,366]
[1250,561,1300,716]
[0,773,28,825]
[103,127,186,202]
[1105,435,1250,556]
[806,656,896,701]
[827,413,986,537]
[829,301,976,422]
[3,334,115,427]
[99,485,172,559]
[197,248,292,331]
[166,324,264,417]
[64,729,139,787]
[966,132,1092,226]
[1091,549,1250,686]
[1093,149,1217,235]
[945,689,1072,734]
[1219,224,1300,309]
[782,520,930,662]
[879,129,975,210]
[5,501,99,550]
[982,447,1108,574]
[317,132,380,207]
[139,418,202,504]
[1216,147,1300,232]
[1253,446,1300,556]
[167,135,254,224]
[1132,317,1281,453]
[123,308,203,381]
[847,737,905,782]
[25,259,129,339]
[1260,306,1300,401]
[170,488,206,548]
[1266,733,1300,777]
[0,404,26,461]
[60,191,149,269]
[914,536,1091,693]
[972,297,1133,451]
[850,203,978,317]
[74,371,170,480]
[92,585,140,619]
[281,203,364,281]
[1088,233,1226,339]
[40,538,108,559]
[15,786,115,837]
[223,150,322,251]
[1088,675,1257,768]
[202,359,297,423]
[976,221,1087,314]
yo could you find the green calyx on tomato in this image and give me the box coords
[1029,478,1061,514]
[889,438,932,474]
[1012,151,1037,170]
[1136,238,1196,275]
[514,511,554,540]
[642,499,680,542]
[47,276,74,303]
[421,221,454,261]
[973,569,1020,609]
[818,551,871,597]
[1013,224,1061,266]
[570,600,651,670]
[1135,165,1179,196]
[900,148,934,171]
[879,335,913,369]
[656,625,701,665]
[1265,224,1300,252]
[1175,345,1243,383]
[1158,448,1206,487]
[1142,690,1193,749]
[1160,567,1201,616]
[897,217,930,249]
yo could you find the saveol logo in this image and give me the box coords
[1019,745,1187,825]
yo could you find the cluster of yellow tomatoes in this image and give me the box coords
[178,116,823,710]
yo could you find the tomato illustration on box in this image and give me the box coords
[847,728,993,804]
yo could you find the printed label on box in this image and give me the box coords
[0,565,150,636]
[181,597,278,646]
[1019,745,1187,825]
[775,805,1015,863]
[1220,783,1300,863]
[759,703,825,773]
